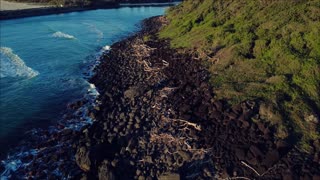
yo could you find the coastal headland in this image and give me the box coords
[1,0,319,179]
[71,16,319,179]
[5,16,318,179]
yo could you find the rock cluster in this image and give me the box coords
[74,17,320,179]
[2,16,319,179]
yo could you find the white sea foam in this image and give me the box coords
[0,44,107,179]
[52,31,76,39]
[0,85,99,178]
[97,45,111,57]
[0,47,39,78]
[83,22,104,42]
[1,149,38,179]
[83,44,111,78]
[1,160,22,179]
[103,45,111,51]
[88,83,99,96]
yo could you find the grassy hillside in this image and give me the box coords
[160,0,320,151]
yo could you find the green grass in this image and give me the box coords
[160,0,320,152]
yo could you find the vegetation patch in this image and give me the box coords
[160,0,320,151]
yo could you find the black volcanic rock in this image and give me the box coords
[70,16,320,179]
[75,146,91,172]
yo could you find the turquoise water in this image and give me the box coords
[0,6,168,155]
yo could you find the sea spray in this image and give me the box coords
[52,31,76,40]
[83,45,111,78]
[0,47,39,78]
[0,45,110,179]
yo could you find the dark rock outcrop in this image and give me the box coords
[73,16,320,179]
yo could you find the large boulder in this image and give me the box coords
[75,146,91,172]
[124,86,143,100]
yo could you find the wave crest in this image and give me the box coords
[52,31,76,39]
[0,47,39,78]
[83,22,104,42]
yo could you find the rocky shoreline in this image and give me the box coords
[1,16,319,179]
[73,16,320,179]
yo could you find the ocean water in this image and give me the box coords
[0,6,169,157]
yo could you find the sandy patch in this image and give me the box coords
[0,0,51,11]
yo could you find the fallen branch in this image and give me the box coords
[241,161,283,177]
[161,116,201,131]
[150,133,187,147]
[162,59,169,67]
[241,161,261,176]
[260,163,285,177]
[170,118,202,131]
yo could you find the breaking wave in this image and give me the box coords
[83,22,104,42]
[0,47,39,78]
[0,45,111,179]
[83,45,111,78]
[52,31,76,39]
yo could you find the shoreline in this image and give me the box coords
[73,16,319,179]
[1,15,319,179]
[0,2,178,20]
[0,4,117,20]
[0,0,51,11]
